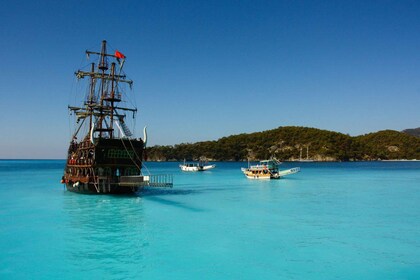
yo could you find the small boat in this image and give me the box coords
[180,160,216,172]
[241,159,300,179]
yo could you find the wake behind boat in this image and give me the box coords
[241,159,300,179]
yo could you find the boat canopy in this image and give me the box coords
[260,160,278,169]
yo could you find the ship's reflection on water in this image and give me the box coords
[62,192,148,277]
[61,186,203,277]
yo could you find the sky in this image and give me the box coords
[0,0,419,159]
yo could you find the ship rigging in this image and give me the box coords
[62,40,172,194]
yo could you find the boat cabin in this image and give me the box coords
[260,160,278,170]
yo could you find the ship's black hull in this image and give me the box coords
[63,138,144,195]
[65,182,141,194]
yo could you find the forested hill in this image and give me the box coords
[146,126,420,161]
[402,127,420,138]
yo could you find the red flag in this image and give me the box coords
[115,50,125,59]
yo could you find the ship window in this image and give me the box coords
[124,168,138,176]
[106,149,135,159]
[108,149,116,158]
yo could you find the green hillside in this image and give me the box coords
[402,127,420,138]
[355,130,420,160]
[146,126,420,161]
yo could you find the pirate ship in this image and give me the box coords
[62,40,172,194]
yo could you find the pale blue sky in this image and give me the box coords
[0,0,419,159]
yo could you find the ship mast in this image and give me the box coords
[109,62,116,138]
[70,40,136,142]
[98,40,107,138]
[88,62,95,133]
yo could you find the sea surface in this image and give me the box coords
[0,160,419,279]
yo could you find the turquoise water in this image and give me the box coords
[0,160,419,279]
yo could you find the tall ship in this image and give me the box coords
[61,40,172,194]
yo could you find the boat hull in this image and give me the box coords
[242,170,280,179]
[65,182,140,194]
[180,164,216,172]
[244,174,277,179]
[63,138,144,194]
[180,165,200,172]
[202,164,216,171]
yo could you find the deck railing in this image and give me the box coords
[146,174,173,187]
[119,174,173,188]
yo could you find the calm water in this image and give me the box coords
[0,160,419,279]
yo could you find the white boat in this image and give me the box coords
[179,160,216,172]
[241,159,300,179]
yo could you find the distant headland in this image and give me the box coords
[146,126,420,162]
